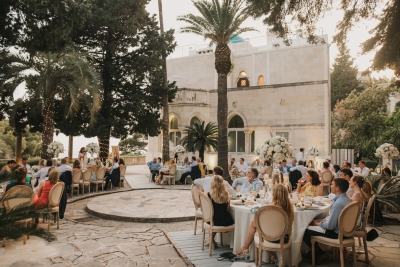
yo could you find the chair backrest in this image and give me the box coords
[235,184,242,192]
[339,202,361,240]
[321,171,333,183]
[3,185,34,212]
[48,182,65,207]
[168,164,177,176]
[82,169,92,182]
[360,194,376,232]
[198,191,214,225]
[266,166,273,177]
[97,167,106,180]
[72,170,82,184]
[255,205,288,244]
[120,165,126,177]
[191,184,201,209]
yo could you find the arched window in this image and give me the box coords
[228,115,245,153]
[169,117,180,146]
[257,75,265,86]
[190,117,201,127]
[237,71,250,87]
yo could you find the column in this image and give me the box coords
[244,129,254,154]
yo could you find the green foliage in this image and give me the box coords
[367,176,400,212]
[119,134,147,155]
[331,44,363,110]
[180,121,218,161]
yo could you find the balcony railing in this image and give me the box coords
[172,89,209,105]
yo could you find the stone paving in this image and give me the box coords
[86,189,195,222]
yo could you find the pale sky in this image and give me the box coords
[52,0,394,157]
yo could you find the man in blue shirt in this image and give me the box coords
[176,156,198,184]
[302,178,352,263]
[232,168,263,194]
[147,157,162,183]
[278,159,291,173]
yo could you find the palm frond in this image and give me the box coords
[367,176,400,211]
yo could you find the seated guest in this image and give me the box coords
[272,172,283,184]
[333,164,341,177]
[252,159,262,167]
[183,156,190,166]
[3,166,31,195]
[235,184,294,262]
[157,157,163,166]
[20,157,32,174]
[297,170,323,197]
[290,160,307,178]
[354,160,369,177]
[232,168,263,194]
[382,167,392,179]
[104,157,120,189]
[194,166,236,196]
[236,158,248,176]
[1,160,16,173]
[290,158,297,167]
[58,157,72,174]
[177,156,198,184]
[350,175,365,203]
[72,160,81,173]
[318,161,331,174]
[156,158,175,184]
[33,159,52,193]
[205,175,234,247]
[341,161,351,169]
[278,159,290,173]
[52,159,58,167]
[326,159,334,172]
[197,157,205,178]
[33,167,60,208]
[87,159,103,181]
[147,157,162,183]
[228,157,236,171]
[260,160,272,175]
[339,168,354,197]
[119,158,125,168]
[302,178,351,262]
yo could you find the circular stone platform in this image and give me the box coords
[86,189,196,222]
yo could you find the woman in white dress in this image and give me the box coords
[78,147,88,169]
[87,159,103,181]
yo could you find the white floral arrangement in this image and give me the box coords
[85,142,100,157]
[31,165,40,172]
[375,143,400,159]
[254,145,263,155]
[46,141,64,158]
[256,136,294,162]
[174,145,186,153]
[307,146,321,158]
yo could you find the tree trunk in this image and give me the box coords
[15,132,22,164]
[98,135,110,164]
[215,43,231,179]
[40,94,55,159]
[68,135,73,162]
[158,0,170,164]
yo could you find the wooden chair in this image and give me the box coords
[198,191,235,256]
[79,169,92,194]
[119,165,126,188]
[90,167,106,192]
[40,182,65,231]
[164,165,177,185]
[190,184,203,235]
[71,170,82,197]
[311,202,360,267]
[354,195,377,263]
[254,206,292,267]
[321,171,333,195]
[265,166,273,178]
[2,186,34,246]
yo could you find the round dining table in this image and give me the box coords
[218,201,330,267]
[160,166,189,182]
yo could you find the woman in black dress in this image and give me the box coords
[206,175,234,247]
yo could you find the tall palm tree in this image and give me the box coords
[1,49,101,158]
[178,0,256,177]
[180,121,218,163]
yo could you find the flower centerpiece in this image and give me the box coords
[256,136,294,168]
[375,143,399,159]
[31,165,40,173]
[46,141,64,158]
[307,146,321,168]
[174,145,186,163]
[85,142,100,157]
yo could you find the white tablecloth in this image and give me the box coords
[224,204,330,266]
[175,167,189,181]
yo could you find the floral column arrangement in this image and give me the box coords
[86,142,100,158]
[256,136,294,167]
[46,141,65,159]
[306,146,321,169]
[174,145,186,163]
[375,143,399,173]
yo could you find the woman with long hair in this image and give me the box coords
[87,159,103,181]
[34,167,60,208]
[235,184,294,263]
[206,175,234,247]
[350,175,365,203]
[156,158,175,185]
[297,170,323,197]
[78,147,88,169]
[72,160,81,173]
[3,166,31,195]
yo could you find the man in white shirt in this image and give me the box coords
[33,159,52,193]
[194,166,236,196]
[290,160,308,178]
[295,148,305,162]
[20,157,32,174]
[58,157,73,174]
[236,158,248,176]
[339,168,354,197]
[354,160,369,177]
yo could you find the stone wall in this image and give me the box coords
[120,156,146,166]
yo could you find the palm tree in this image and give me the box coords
[178,0,256,177]
[180,121,218,162]
[1,49,101,158]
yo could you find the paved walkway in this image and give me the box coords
[86,189,195,222]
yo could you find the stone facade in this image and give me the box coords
[147,35,331,169]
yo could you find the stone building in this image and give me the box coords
[147,33,331,168]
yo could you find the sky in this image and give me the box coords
[50,0,394,157]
